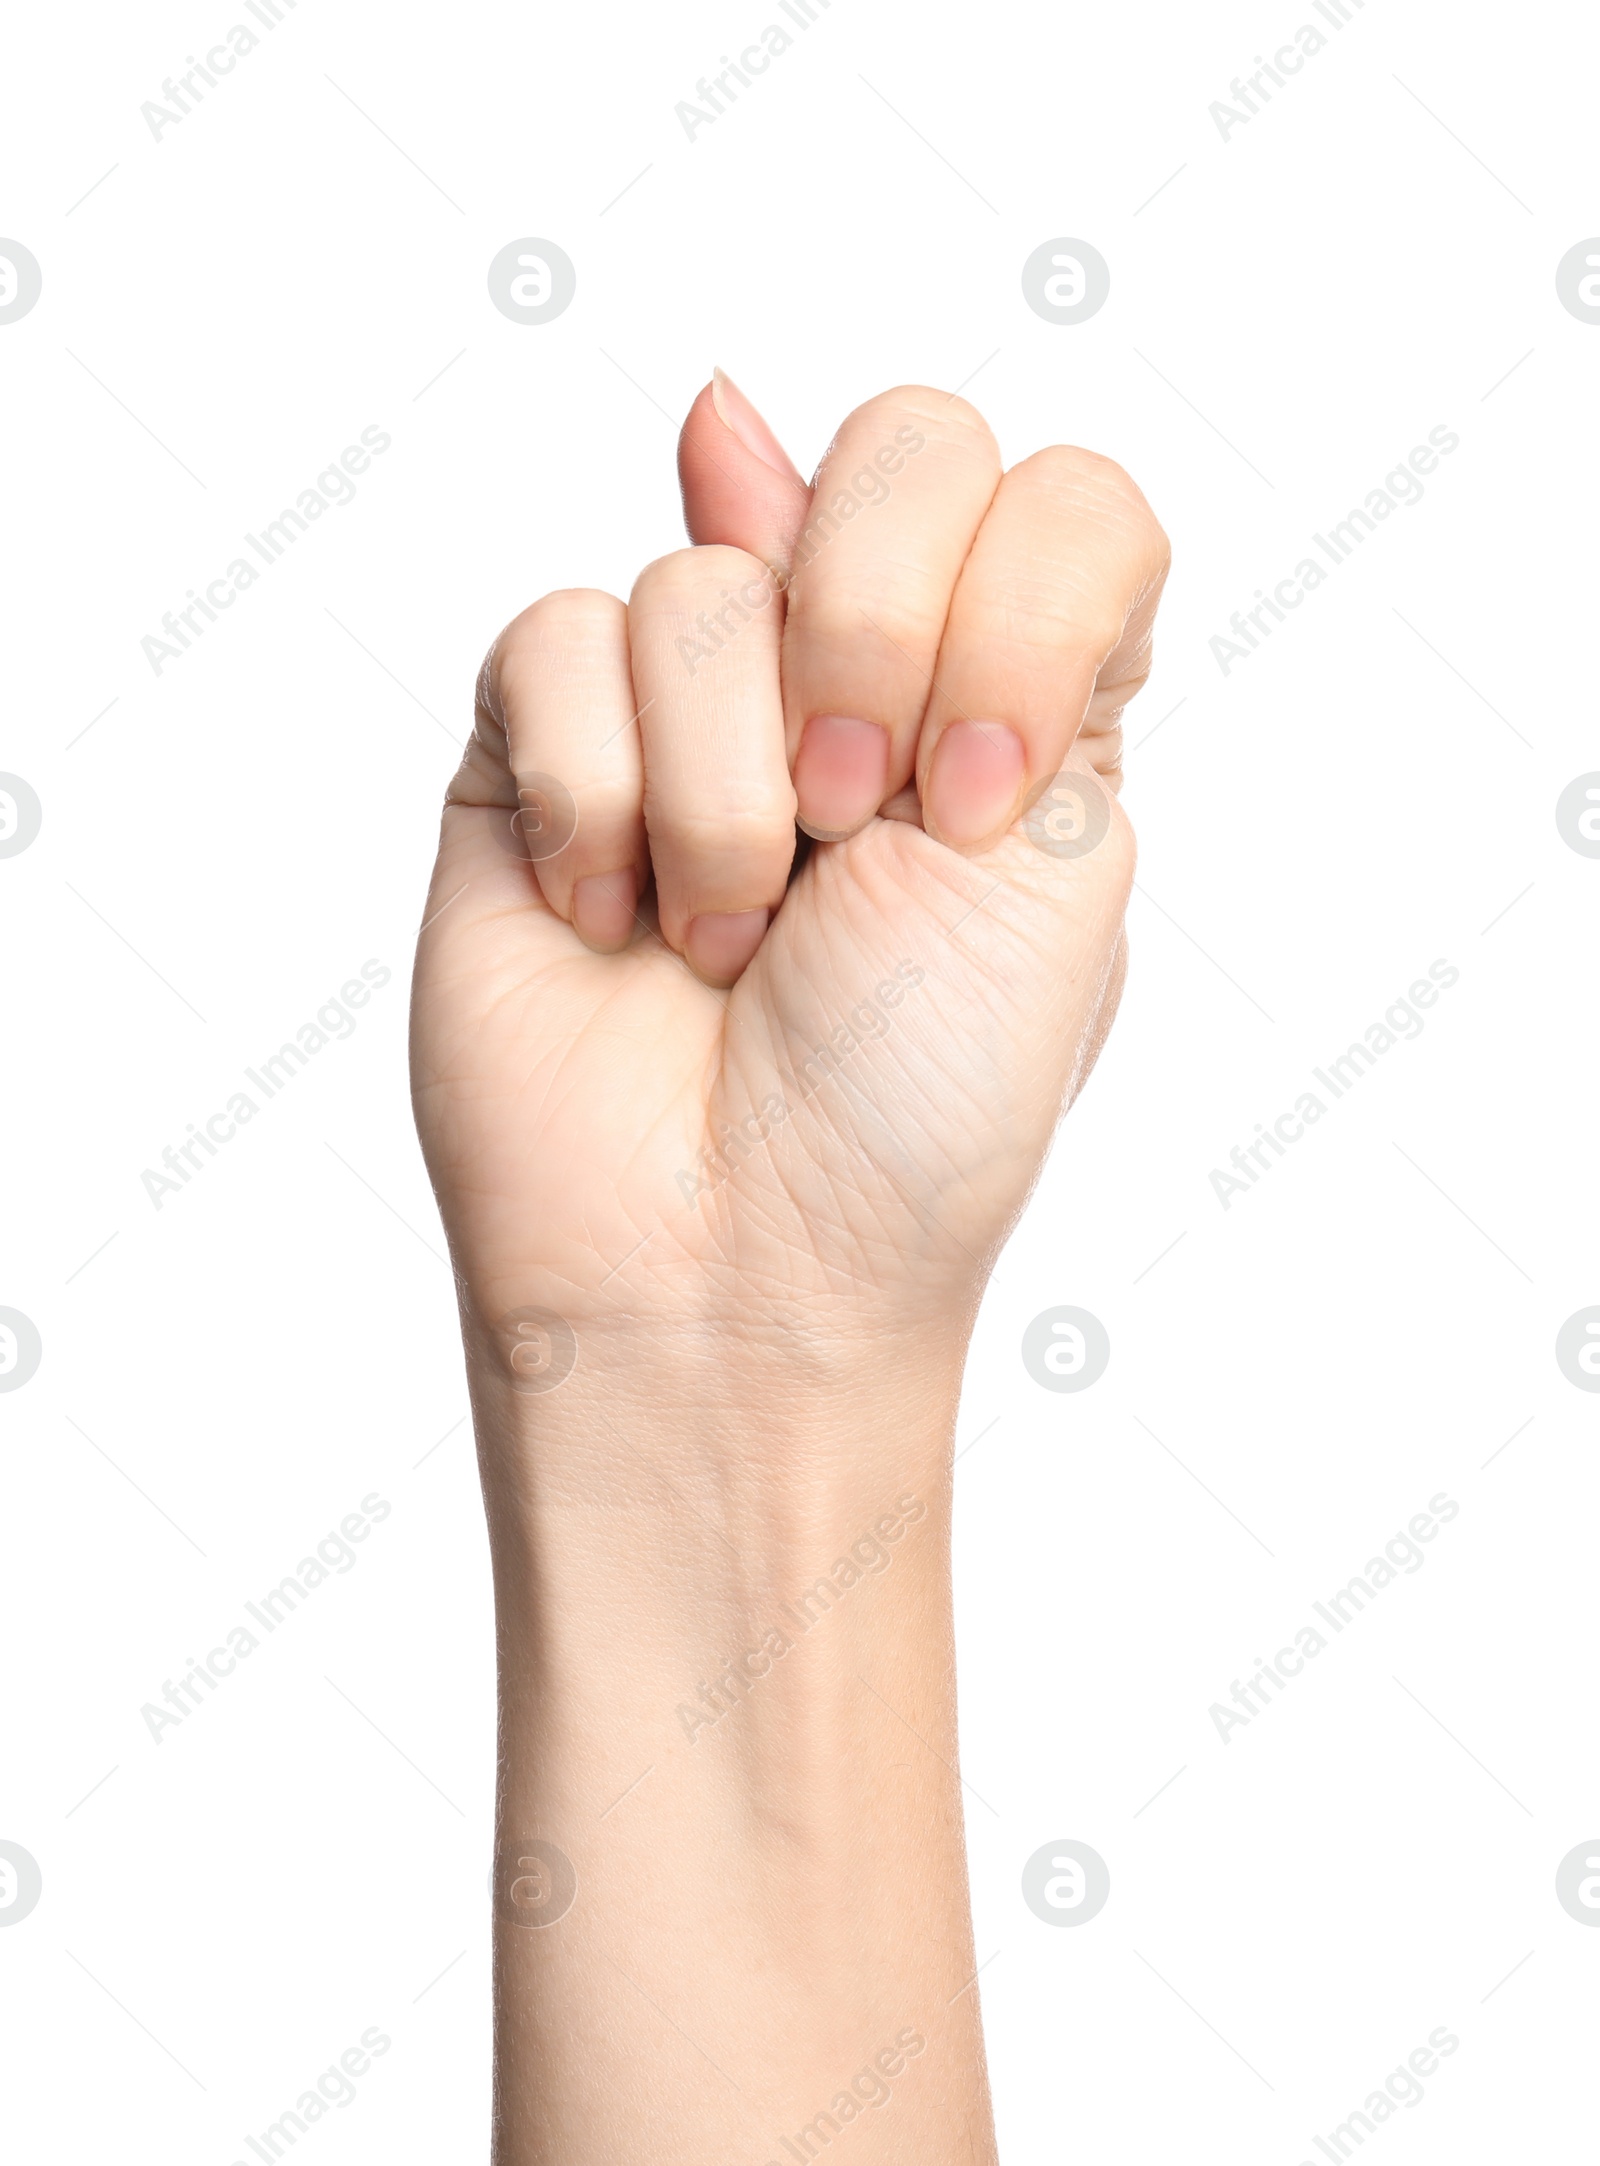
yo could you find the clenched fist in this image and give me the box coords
[412,375,1168,1364]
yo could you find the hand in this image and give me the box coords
[411,377,1169,1375]
[411,380,1169,2164]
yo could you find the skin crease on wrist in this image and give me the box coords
[412,367,1169,2162]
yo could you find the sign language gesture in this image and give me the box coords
[413,377,1168,1352]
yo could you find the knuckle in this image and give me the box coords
[972,587,1128,666]
[653,803,796,859]
[1080,605,1133,660]
[487,591,625,712]
[661,789,796,835]
[1016,443,1135,506]
[502,587,624,654]
[565,799,644,846]
[798,575,947,666]
[1016,445,1163,541]
[632,545,769,610]
[1006,447,1171,601]
[844,385,1000,466]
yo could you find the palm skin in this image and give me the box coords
[413,778,1131,1339]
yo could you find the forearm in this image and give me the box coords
[469,1321,998,2164]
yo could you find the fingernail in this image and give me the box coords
[794,715,890,840]
[572,869,638,952]
[710,368,801,480]
[924,720,1027,849]
[685,907,770,986]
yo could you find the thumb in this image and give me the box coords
[678,369,811,571]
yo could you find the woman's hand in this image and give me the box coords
[413,380,1167,1380]
[410,377,1168,2166]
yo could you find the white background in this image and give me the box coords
[3,0,1597,2159]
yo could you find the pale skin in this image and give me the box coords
[411,373,1169,2163]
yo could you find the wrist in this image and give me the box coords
[460,1290,973,1500]
[466,1335,961,1687]
[462,1317,965,1813]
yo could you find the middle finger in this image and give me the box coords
[780,387,1001,841]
